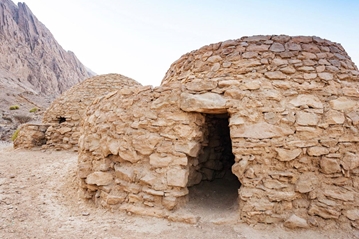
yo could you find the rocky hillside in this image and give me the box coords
[0,0,94,140]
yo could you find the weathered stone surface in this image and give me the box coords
[342,87,359,97]
[185,79,217,91]
[290,94,323,109]
[307,147,330,156]
[167,168,188,187]
[119,150,140,163]
[324,189,354,202]
[325,110,345,124]
[342,152,359,170]
[330,97,357,110]
[58,127,72,135]
[347,111,359,125]
[318,72,333,81]
[275,148,302,162]
[132,134,162,155]
[295,172,318,193]
[247,44,270,52]
[270,43,285,52]
[264,71,287,80]
[149,154,173,167]
[231,122,294,139]
[85,172,113,186]
[175,141,201,157]
[284,214,309,228]
[267,191,298,201]
[320,157,341,173]
[114,164,134,181]
[242,52,258,58]
[280,66,296,74]
[308,204,340,219]
[180,92,227,114]
[296,112,319,126]
[285,42,302,51]
[343,209,359,221]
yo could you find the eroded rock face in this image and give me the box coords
[0,0,93,97]
[0,0,94,141]
[76,35,359,228]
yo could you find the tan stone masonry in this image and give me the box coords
[41,74,141,151]
[78,35,359,228]
[15,35,359,229]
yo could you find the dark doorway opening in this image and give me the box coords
[186,113,240,219]
[58,117,66,124]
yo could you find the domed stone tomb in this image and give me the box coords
[78,35,359,228]
[41,74,142,150]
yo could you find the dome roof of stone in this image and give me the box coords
[161,35,358,87]
[43,73,142,124]
[78,35,359,228]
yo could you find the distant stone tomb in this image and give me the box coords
[41,74,142,151]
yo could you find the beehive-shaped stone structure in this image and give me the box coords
[42,74,141,150]
[79,35,359,228]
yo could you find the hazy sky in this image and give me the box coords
[13,0,359,86]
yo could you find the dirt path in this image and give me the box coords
[0,142,358,239]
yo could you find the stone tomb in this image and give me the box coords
[78,35,359,228]
[13,74,142,150]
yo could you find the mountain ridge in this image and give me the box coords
[0,0,95,140]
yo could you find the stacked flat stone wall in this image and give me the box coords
[78,85,203,218]
[40,74,142,151]
[13,123,49,149]
[79,35,359,229]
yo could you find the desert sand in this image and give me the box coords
[0,142,358,239]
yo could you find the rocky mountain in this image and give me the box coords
[0,0,95,140]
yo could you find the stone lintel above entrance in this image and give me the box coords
[180,92,227,114]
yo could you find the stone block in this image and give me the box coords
[175,141,201,157]
[114,164,134,181]
[307,147,330,156]
[118,149,140,163]
[264,71,287,80]
[150,153,173,167]
[185,78,217,91]
[342,152,359,170]
[85,172,113,186]
[324,189,354,202]
[343,209,359,221]
[269,43,285,52]
[167,168,188,187]
[296,112,319,126]
[180,92,227,114]
[295,172,318,193]
[318,72,333,81]
[325,110,345,124]
[284,214,309,229]
[132,133,162,155]
[308,204,340,219]
[320,157,341,174]
[267,191,298,201]
[231,122,294,139]
[247,44,270,52]
[330,97,357,110]
[275,148,302,162]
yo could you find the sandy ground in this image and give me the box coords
[0,142,358,239]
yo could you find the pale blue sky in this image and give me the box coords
[13,0,359,86]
